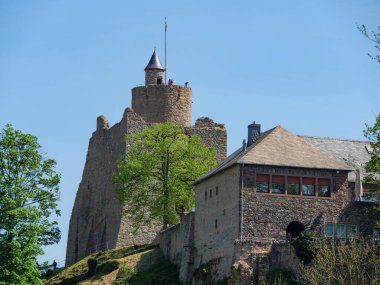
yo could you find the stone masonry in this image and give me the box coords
[66,51,227,266]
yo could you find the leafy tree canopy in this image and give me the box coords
[114,122,217,228]
[357,24,380,63]
[364,114,380,214]
[0,124,61,285]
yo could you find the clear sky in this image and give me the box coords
[1,0,379,264]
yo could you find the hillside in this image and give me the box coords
[45,244,181,285]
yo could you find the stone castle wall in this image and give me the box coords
[192,165,241,281]
[132,85,192,127]
[66,85,227,266]
[66,108,160,265]
[186,117,227,162]
[159,212,195,284]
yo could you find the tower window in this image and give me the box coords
[157,78,162,84]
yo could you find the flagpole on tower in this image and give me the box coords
[165,16,167,84]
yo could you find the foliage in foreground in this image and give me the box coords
[114,122,217,228]
[0,124,61,285]
[363,114,380,214]
[299,237,380,285]
[260,269,298,285]
[357,24,380,63]
[291,230,317,265]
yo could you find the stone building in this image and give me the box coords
[65,50,227,266]
[159,122,380,284]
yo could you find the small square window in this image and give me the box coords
[325,223,334,237]
[362,192,377,202]
[347,225,358,237]
[257,182,269,192]
[302,185,315,196]
[374,228,380,240]
[272,183,285,194]
[336,224,346,238]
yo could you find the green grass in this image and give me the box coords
[44,244,182,285]
[124,258,181,285]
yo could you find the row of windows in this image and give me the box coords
[324,223,358,238]
[205,186,219,200]
[325,223,380,239]
[256,174,331,197]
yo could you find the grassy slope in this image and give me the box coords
[46,244,180,285]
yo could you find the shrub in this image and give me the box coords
[291,230,317,265]
[260,269,299,285]
[299,237,380,285]
[96,260,120,276]
[87,258,98,277]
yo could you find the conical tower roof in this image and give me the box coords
[144,50,165,71]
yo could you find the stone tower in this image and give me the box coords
[132,50,192,127]
[144,49,165,85]
[66,51,227,266]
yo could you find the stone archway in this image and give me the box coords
[286,221,305,239]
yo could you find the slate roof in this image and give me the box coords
[299,136,371,177]
[194,125,363,185]
[144,50,165,71]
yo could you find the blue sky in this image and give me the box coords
[1,1,379,264]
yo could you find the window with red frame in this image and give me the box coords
[256,174,269,193]
[272,175,285,194]
[318,178,331,197]
[302,177,315,196]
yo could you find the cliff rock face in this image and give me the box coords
[66,95,227,266]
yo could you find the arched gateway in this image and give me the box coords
[286,221,305,239]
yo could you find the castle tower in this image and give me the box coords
[66,50,226,266]
[144,50,165,85]
[132,51,192,127]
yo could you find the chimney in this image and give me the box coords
[247,121,261,146]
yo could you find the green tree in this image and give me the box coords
[0,124,61,285]
[291,230,317,265]
[114,122,217,228]
[357,24,380,63]
[364,114,380,214]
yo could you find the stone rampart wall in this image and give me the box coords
[159,212,195,284]
[193,165,241,281]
